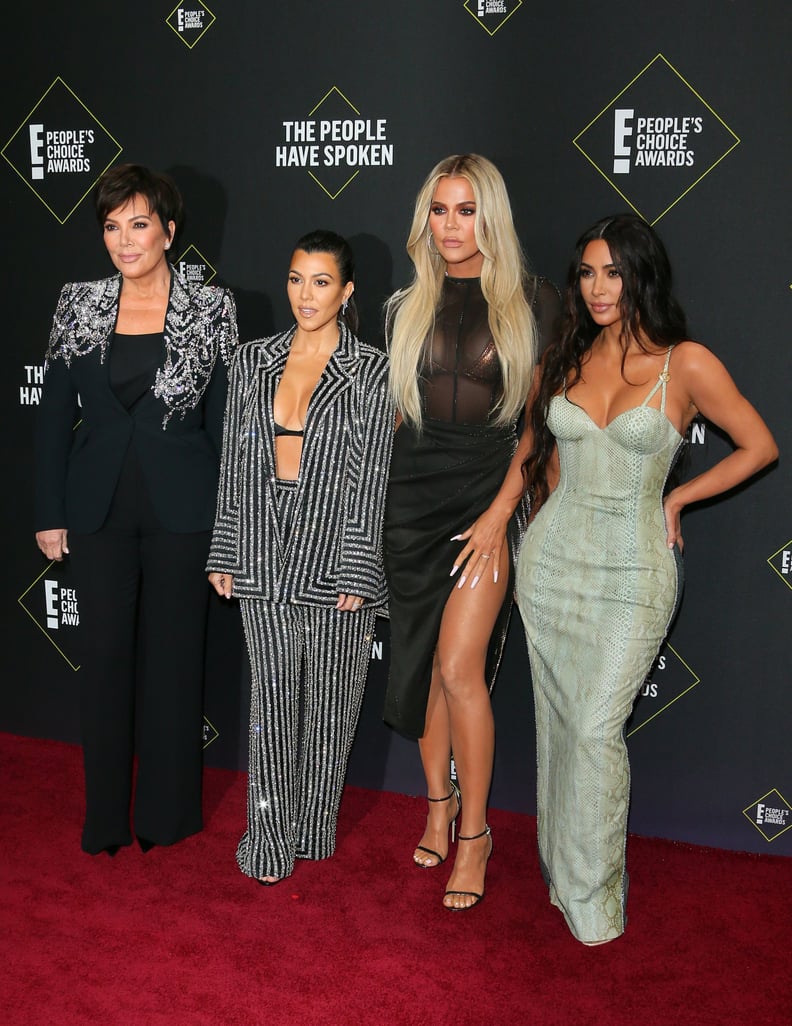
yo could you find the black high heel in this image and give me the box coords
[414,780,461,868]
[443,825,492,910]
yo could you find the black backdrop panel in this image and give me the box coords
[2,1,789,856]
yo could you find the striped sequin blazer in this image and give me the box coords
[207,322,394,609]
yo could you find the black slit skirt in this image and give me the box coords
[383,417,527,739]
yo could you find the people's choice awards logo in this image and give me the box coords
[1,78,122,223]
[627,643,700,736]
[574,54,740,224]
[767,540,792,591]
[743,790,792,843]
[18,563,81,670]
[275,87,394,199]
[174,245,216,286]
[166,1,216,48]
[463,0,522,35]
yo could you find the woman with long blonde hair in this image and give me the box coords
[383,154,559,909]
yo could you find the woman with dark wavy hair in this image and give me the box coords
[517,213,777,944]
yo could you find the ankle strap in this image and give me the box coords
[427,780,458,803]
[458,824,491,841]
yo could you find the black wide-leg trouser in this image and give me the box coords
[69,449,210,854]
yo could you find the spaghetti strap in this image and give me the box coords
[641,346,674,412]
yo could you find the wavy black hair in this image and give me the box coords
[524,213,688,508]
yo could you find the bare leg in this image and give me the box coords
[412,662,458,866]
[415,569,507,903]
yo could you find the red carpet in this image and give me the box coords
[1,733,789,1026]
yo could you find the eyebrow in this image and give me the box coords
[105,213,153,222]
[289,268,336,279]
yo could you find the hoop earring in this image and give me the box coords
[427,232,440,256]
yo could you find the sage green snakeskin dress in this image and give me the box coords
[516,349,684,944]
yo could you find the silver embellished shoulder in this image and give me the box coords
[46,271,239,427]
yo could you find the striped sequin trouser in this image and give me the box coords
[236,481,376,880]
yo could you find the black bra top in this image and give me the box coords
[274,422,304,438]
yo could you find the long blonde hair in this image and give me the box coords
[387,153,537,428]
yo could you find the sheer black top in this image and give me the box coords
[419,276,560,425]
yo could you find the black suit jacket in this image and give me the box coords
[35,271,238,534]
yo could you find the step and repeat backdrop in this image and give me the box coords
[2,2,789,855]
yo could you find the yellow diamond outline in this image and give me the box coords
[572,52,741,226]
[307,85,362,119]
[202,715,219,750]
[742,788,792,843]
[18,561,80,671]
[766,539,792,592]
[626,643,700,737]
[1,76,123,225]
[306,167,362,200]
[175,243,217,285]
[463,0,523,36]
[303,86,364,200]
[165,1,217,50]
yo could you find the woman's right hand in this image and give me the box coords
[36,529,69,561]
[208,572,234,599]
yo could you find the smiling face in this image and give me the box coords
[102,194,174,281]
[427,175,483,277]
[287,249,354,336]
[578,238,624,330]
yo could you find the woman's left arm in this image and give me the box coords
[451,364,547,588]
[450,426,532,589]
[336,357,395,606]
[663,342,778,550]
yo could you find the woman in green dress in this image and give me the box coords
[517,213,777,944]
